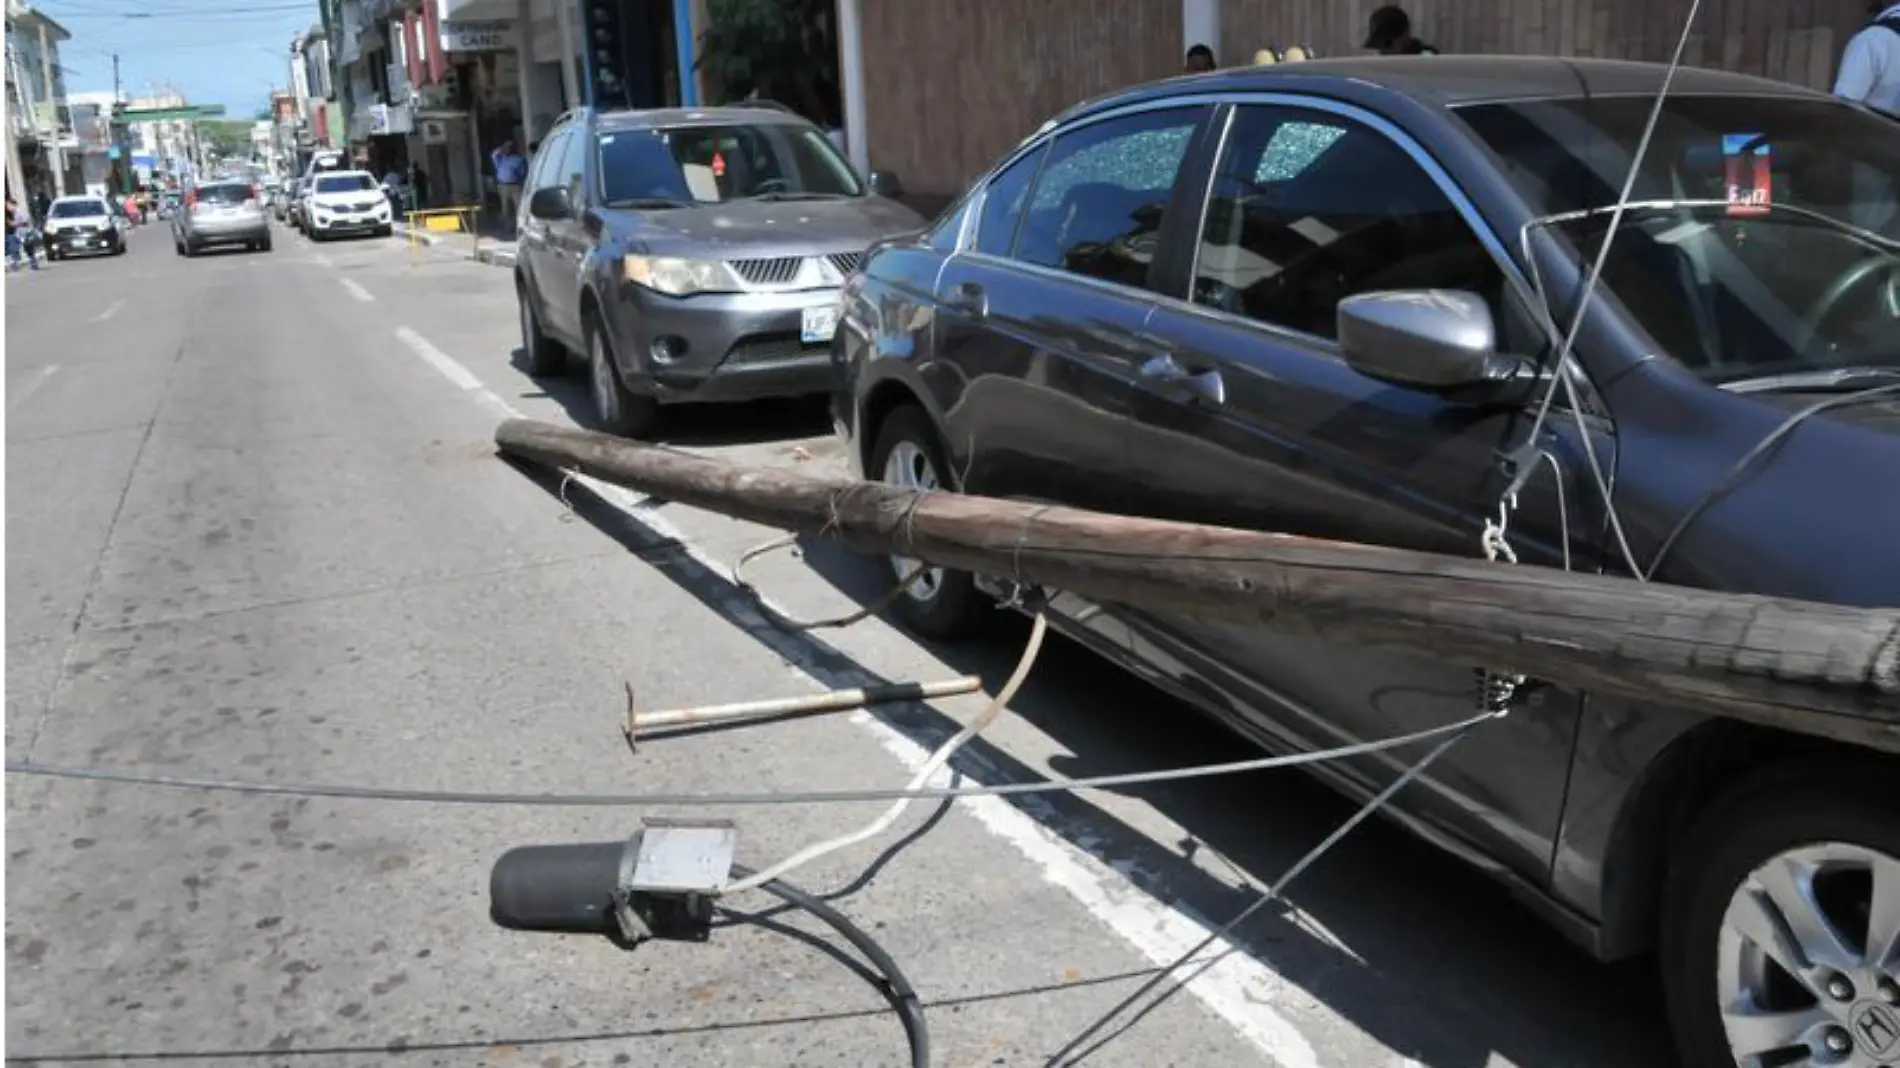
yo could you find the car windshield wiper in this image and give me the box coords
[1718,366,1900,394]
[606,196,694,210]
[741,191,847,203]
[1527,199,1900,255]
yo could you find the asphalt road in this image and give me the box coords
[6,222,1676,1067]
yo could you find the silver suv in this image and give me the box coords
[172,180,272,256]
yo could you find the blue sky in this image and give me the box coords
[37,0,320,117]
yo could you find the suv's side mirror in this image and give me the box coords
[1337,289,1542,404]
[528,186,572,220]
[867,170,904,199]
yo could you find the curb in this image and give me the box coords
[394,223,517,269]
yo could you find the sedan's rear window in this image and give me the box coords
[315,174,377,193]
[50,200,107,218]
[197,184,252,204]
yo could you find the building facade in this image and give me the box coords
[848,0,1882,200]
[4,0,76,200]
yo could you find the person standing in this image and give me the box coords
[1836,0,1900,116]
[408,161,430,210]
[1185,43,1217,72]
[7,197,41,272]
[492,139,529,228]
[1364,5,1439,55]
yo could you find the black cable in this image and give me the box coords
[727,864,930,1068]
[1643,382,1900,580]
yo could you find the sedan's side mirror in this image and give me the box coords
[528,186,572,220]
[867,170,904,199]
[1337,289,1542,405]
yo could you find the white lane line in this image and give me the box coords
[339,277,375,303]
[92,298,126,323]
[388,327,1320,1067]
[10,364,61,409]
[393,327,509,414]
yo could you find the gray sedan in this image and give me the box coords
[512,105,923,437]
[172,179,272,256]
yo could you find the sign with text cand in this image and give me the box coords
[440,19,513,53]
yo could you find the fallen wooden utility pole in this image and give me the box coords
[495,419,1900,753]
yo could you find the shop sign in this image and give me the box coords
[440,19,513,53]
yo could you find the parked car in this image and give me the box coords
[41,195,124,259]
[172,179,271,256]
[283,179,308,229]
[300,170,392,240]
[512,105,922,438]
[834,56,1900,1068]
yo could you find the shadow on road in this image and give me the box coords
[503,449,1673,1068]
[507,344,833,447]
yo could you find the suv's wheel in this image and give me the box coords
[867,405,984,638]
[516,282,567,377]
[1662,770,1900,1068]
[586,317,657,438]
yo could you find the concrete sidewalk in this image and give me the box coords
[392,219,518,268]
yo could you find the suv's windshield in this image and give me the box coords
[596,122,861,206]
[1460,95,1900,384]
[314,174,377,193]
[50,200,108,218]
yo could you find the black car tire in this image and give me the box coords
[376,225,392,238]
[259,235,273,252]
[585,316,658,439]
[867,405,985,638]
[516,282,567,377]
[1660,766,1900,1068]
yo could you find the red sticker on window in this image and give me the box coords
[711,152,726,177]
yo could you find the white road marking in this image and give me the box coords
[339,277,375,302]
[10,364,60,409]
[313,254,335,268]
[92,298,126,323]
[387,328,1322,1068]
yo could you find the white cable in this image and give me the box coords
[1505,0,1706,581]
[723,612,1049,895]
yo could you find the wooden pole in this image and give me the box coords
[494,419,1900,752]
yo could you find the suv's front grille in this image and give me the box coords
[826,251,863,275]
[729,257,804,285]
[724,333,829,366]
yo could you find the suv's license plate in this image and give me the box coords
[801,305,839,344]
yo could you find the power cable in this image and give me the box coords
[4,708,1499,807]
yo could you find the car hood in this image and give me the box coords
[628,196,924,258]
[1754,388,1900,436]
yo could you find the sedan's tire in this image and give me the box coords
[867,405,985,638]
[259,235,273,252]
[516,283,567,377]
[1661,767,1900,1068]
[585,317,658,439]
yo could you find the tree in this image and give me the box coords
[695,0,837,124]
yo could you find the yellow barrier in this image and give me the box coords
[405,205,482,266]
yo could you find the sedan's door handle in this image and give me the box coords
[946,281,987,318]
[1140,353,1225,406]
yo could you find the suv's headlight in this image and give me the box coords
[622,255,739,296]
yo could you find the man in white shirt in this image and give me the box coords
[1835,0,1900,116]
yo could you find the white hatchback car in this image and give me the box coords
[302,171,392,241]
[42,195,125,259]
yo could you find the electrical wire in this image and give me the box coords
[727,864,929,1068]
[725,612,1048,894]
[732,534,927,631]
[2,708,1500,807]
[1045,724,1473,1065]
[1502,0,1708,581]
[1642,382,1900,580]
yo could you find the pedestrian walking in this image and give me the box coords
[1185,43,1217,72]
[492,139,529,228]
[7,197,42,272]
[1836,0,1900,116]
[1364,5,1439,55]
